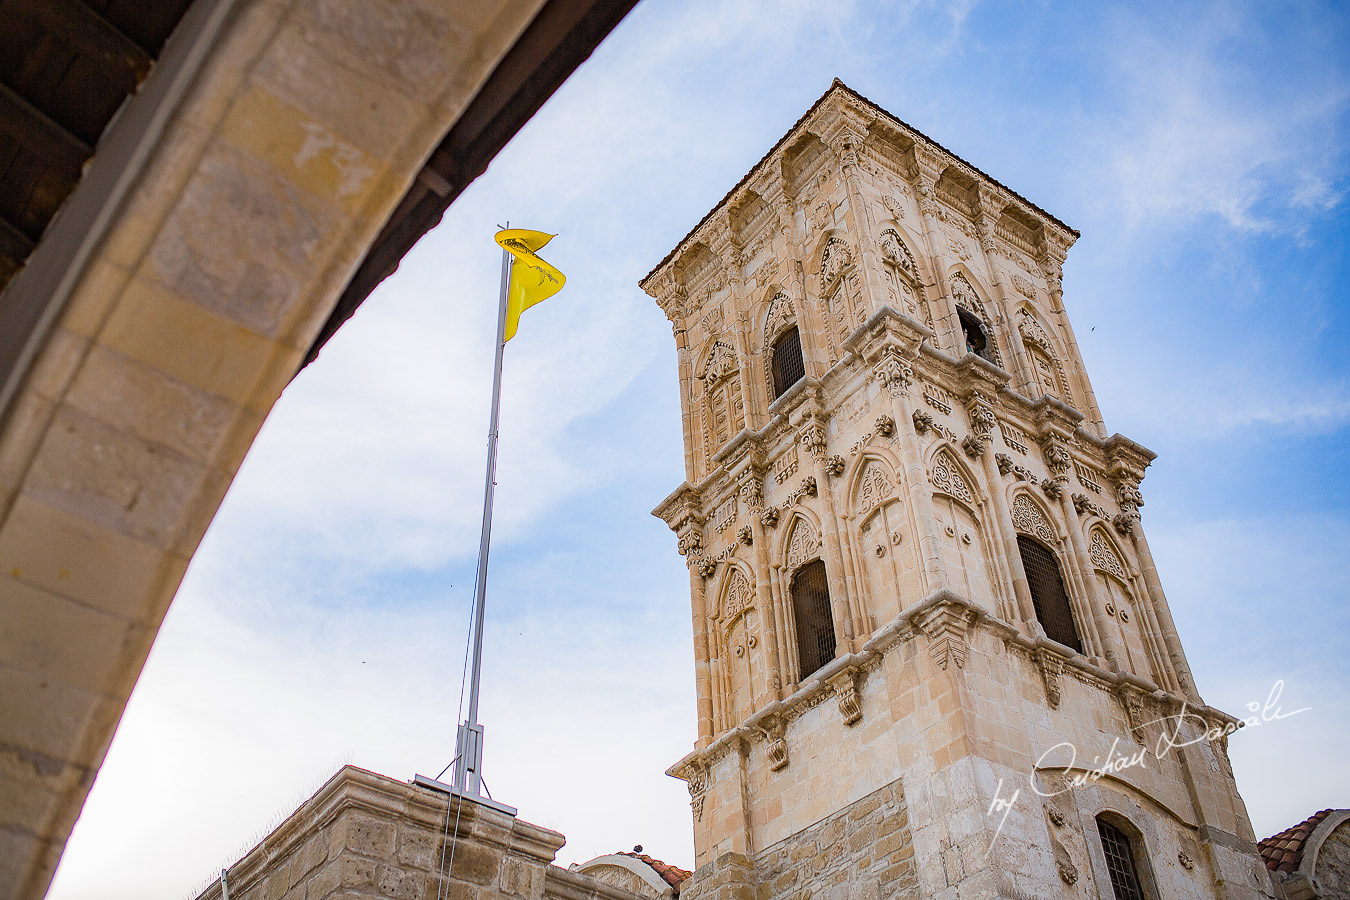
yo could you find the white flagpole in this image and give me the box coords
[452,235,513,797]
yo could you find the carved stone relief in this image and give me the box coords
[930,449,976,506]
[1011,493,1056,544]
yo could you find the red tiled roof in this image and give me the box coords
[618,851,692,892]
[1258,809,1334,873]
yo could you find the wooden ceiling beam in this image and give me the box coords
[0,81,92,171]
[8,0,153,92]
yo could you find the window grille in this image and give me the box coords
[1017,535,1082,653]
[790,559,835,678]
[1097,819,1146,900]
[958,308,994,364]
[771,327,805,399]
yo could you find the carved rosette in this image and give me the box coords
[736,525,753,546]
[912,409,934,434]
[872,348,913,397]
[798,475,818,498]
[798,423,827,459]
[760,506,780,527]
[695,556,717,577]
[874,414,896,437]
[995,452,1015,476]
[824,454,846,477]
[1041,478,1063,500]
[961,434,985,459]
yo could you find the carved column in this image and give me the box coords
[1112,473,1199,698]
[872,347,946,598]
[828,123,888,319]
[742,472,784,701]
[799,419,861,649]
[1055,483,1125,670]
[963,392,1037,630]
[911,144,960,355]
[687,563,715,745]
[1040,233,1107,438]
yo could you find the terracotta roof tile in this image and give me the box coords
[1258,809,1335,873]
[617,851,692,893]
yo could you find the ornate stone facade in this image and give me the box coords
[643,81,1273,899]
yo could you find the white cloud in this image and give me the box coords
[1091,6,1349,233]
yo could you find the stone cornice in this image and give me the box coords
[665,587,1232,787]
[640,80,1078,300]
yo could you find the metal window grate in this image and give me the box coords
[790,559,835,678]
[1098,819,1146,900]
[1017,535,1082,653]
[771,327,805,399]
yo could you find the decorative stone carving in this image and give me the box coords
[720,568,753,621]
[687,764,707,820]
[916,603,974,670]
[874,414,895,437]
[760,506,780,527]
[763,292,795,347]
[931,450,976,505]
[963,393,997,456]
[797,475,818,498]
[799,423,827,458]
[1089,530,1126,579]
[739,476,764,511]
[1072,492,1108,519]
[701,340,738,384]
[785,517,819,569]
[1113,476,1143,536]
[824,454,846,477]
[961,434,985,459]
[737,525,754,546]
[872,348,913,396]
[677,526,702,557]
[1120,688,1146,742]
[696,556,717,577]
[856,462,892,513]
[912,409,934,434]
[1011,493,1056,544]
[759,716,789,771]
[1041,478,1062,500]
[1041,437,1072,478]
[1011,273,1035,298]
[827,667,863,726]
[1056,858,1078,886]
[950,272,1002,366]
[1036,649,1064,708]
[1178,851,1195,870]
[820,236,852,288]
[995,452,1015,476]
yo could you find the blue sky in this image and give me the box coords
[50,1,1349,896]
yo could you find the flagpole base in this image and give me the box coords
[412,774,518,817]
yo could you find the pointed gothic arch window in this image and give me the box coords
[770,326,805,399]
[1096,817,1147,900]
[701,340,745,453]
[1017,535,1082,653]
[790,559,835,678]
[959,307,993,363]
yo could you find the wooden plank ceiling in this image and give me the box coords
[0,0,193,291]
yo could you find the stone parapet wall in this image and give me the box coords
[191,766,643,900]
[681,781,918,900]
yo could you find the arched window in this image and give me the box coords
[770,326,805,399]
[1017,535,1081,652]
[790,559,835,678]
[1096,818,1147,900]
[958,308,994,363]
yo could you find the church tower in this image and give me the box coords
[640,82,1273,899]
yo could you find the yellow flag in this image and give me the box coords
[494,229,566,342]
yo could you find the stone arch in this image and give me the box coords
[713,562,756,624]
[758,284,797,349]
[927,445,980,511]
[1088,524,1164,685]
[948,268,1003,367]
[848,452,900,518]
[1009,488,1060,545]
[927,445,1000,615]
[1087,525,1130,582]
[876,224,931,328]
[782,512,822,571]
[697,334,745,461]
[814,229,865,364]
[1016,305,1073,402]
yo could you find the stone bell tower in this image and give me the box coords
[640,81,1274,899]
